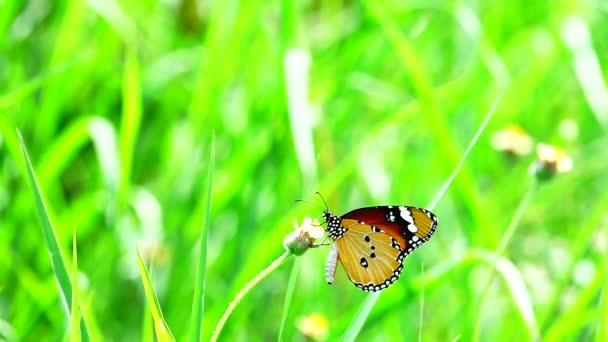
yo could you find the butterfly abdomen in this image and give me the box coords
[325,243,339,284]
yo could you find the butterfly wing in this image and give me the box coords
[334,219,404,291]
[341,206,438,258]
[332,206,438,291]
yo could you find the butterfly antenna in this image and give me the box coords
[294,199,324,210]
[315,192,329,211]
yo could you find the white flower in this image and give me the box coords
[283,217,325,256]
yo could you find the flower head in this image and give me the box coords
[530,143,573,181]
[297,312,329,340]
[491,125,534,157]
[283,217,325,256]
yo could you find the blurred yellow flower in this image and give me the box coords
[491,125,534,156]
[298,312,329,340]
[531,143,573,180]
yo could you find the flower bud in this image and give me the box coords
[491,125,534,157]
[530,143,573,181]
[283,217,325,256]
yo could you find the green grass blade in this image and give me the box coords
[70,230,81,342]
[119,48,142,208]
[341,91,503,341]
[560,15,608,133]
[472,249,540,341]
[277,257,300,342]
[473,181,538,341]
[188,132,215,342]
[544,267,603,341]
[410,249,538,340]
[142,307,154,342]
[341,292,381,341]
[17,130,91,342]
[428,91,504,210]
[19,129,71,309]
[136,250,176,342]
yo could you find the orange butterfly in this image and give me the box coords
[323,206,438,291]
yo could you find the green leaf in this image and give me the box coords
[18,130,91,342]
[189,132,215,342]
[136,250,176,342]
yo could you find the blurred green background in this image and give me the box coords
[1,0,608,341]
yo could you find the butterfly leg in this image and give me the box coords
[312,235,332,247]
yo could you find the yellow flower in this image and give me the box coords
[531,143,573,180]
[297,313,329,340]
[491,125,534,156]
[283,217,325,256]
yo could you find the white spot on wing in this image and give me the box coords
[399,207,414,223]
[408,223,418,233]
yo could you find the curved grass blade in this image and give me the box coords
[544,266,603,341]
[409,249,538,340]
[471,249,540,341]
[472,180,538,341]
[17,130,91,342]
[136,250,176,342]
[340,91,504,341]
[188,132,215,342]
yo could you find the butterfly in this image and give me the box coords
[323,206,438,292]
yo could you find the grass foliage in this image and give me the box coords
[1,0,607,341]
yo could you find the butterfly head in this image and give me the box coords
[322,210,345,240]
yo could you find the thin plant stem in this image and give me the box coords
[472,180,538,341]
[211,252,292,342]
[418,264,425,342]
[277,257,300,342]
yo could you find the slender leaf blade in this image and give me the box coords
[18,130,91,341]
[189,132,215,342]
[136,250,176,342]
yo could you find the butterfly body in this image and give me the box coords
[322,206,438,292]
